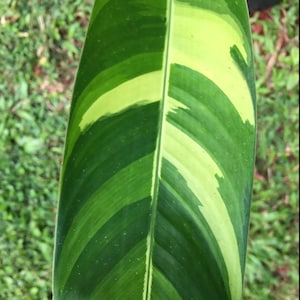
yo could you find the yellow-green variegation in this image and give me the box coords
[53,0,256,299]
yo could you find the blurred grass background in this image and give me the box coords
[0,0,298,299]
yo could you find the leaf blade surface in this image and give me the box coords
[54,1,256,299]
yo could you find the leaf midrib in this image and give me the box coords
[144,0,174,299]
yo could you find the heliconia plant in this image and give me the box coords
[53,0,256,299]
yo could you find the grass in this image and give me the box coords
[0,1,92,298]
[0,0,298,299]
[244,1,299,299]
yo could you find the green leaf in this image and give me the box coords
[53,0,256,299]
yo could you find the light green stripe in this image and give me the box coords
[163,121,242,299]
[64,53,163,168]
[166,96,188,113]
[171,2,254,125]
[57,153,153,292]
[79,71,163,131]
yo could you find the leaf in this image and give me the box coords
[53,1,256,299]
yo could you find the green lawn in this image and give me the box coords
[0,0,298,299]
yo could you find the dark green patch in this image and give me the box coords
[168,63,256,272]
[57,198,150,299]
[230,45,256,105]
[72,0,167,104]
[56,102,159,258]
[153,159,230,299]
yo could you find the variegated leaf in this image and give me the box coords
[53,0,256,299]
